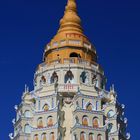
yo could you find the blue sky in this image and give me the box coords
[0,0,140,139]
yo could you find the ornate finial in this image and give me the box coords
[65,0,77,11]
[9,133,14,140]
[12,118,15,125]
[24,84,29,93]
[48,0,91,49]
[126,133,131,140]
[14,105,18,110]
[58,0,83,34]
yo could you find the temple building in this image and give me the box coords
[10,0,130,140]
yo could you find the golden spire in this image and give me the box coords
[49,0,90,46]
[58,0,83,34]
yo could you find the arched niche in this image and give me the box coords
[50,72,58,84]
[24,124,31,134]
[47,116,53,127]
[80,132,86,140]
[64,70,74,83]
[41,75,46,84]
[82,115,89,126]
[34,134,39,140]
[42,133,47,140]
[37,117,43,128]
[89,133,94,140]
[97,134,103,140]
[80,71,90,84]
[93,117,100,128]
[50,132,55,140]
[70,52,81,58]
[24,110,31,118]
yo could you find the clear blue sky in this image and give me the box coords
[0,0,139,139]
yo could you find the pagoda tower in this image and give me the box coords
[10,0,130,140]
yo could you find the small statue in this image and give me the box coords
[41,75,46,84]
[92,74,97,85]
[80,71,86,83]
[76,101,80,109]
[107,123,113,133]
[75,116,79,124]
[118,123,120,130]
[57,100,60,107]
[77,86,81,94]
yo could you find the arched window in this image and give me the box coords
[80,132,86,140]
[37,117,43,128]
[50,132,55,140]
[80,71,89,84]
[24,124,31,134]
[107,110,115,118]
[41,75,46,84]
[43,104,49,111]
[64,70,74,83]
[47,116,53,127]
[86,103,93,111]
[34,134,39,140]
[97,134,102,140]
[42,133,47,140]
[24,110,31,118]
[93,117,99,128]
[70,52,81,58]
[82,115,88,126]
[50,72,58,84]
[89,133,94,140]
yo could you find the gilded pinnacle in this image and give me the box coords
[57,0,83,34]
[50,0,90,46]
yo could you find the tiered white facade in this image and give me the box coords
[10,0,130,140]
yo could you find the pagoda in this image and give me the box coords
[10,0,130,140]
